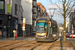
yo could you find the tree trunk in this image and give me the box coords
[63,17,66,41]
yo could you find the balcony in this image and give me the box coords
[32,8,37,13]
[32,1,36,6]
[32,14,37,19]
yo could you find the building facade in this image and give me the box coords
[32,0,37,35]
[21,0,32,36]
[37,3,49,18]
[0,0,23,38]
[66,21,69,33]
[68,10,75,33]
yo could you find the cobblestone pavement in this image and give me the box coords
[0,40,54,50]
[0,37,75,50]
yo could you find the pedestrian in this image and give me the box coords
[0,30,2,38]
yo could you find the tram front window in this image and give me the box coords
[36,23,48,33]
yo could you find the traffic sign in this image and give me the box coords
[72,29,74,34]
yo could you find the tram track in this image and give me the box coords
[12,42,55,50]
[0,40,55,50]
[48,42,55,50]
[0,41,36,50]
[33,42,55,50]
[10,41,37,50]
[0,40,23,48]
[12,42,42,50]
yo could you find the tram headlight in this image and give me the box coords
[52,34,56,38]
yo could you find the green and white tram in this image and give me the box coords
[35,18,59,42]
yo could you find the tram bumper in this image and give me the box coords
[35,37,53,41]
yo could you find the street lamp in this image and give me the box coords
[48,8,56,20]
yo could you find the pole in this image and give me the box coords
[13,30,16,40]
[22,18,25,37]
[23,30,24,37]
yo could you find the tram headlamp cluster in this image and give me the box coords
[52,34,56,38]
[41,33,46,35]
[36,33,47,37]
[36,33,47,35]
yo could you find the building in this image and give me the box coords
[59,27,64,36]
[0,0,23,38]
[21,0,32,36]
[68,10,75,33]
[37,3,49,18]
[68,11,75,33]
[32,0,37,35]
[66,21,69,33]
[0,0,7,37]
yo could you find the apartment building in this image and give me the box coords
[0,0,23,38]
[68,10,75,33]
[37,3,49,18]
[32,0,37,35]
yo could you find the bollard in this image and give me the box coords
[72,34,73,38]
[13,30,16,40]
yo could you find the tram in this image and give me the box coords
[35,18,59,42]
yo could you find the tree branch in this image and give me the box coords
[66,2,75,18]
[65,0,72,12]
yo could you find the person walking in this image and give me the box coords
[0,30,2,38]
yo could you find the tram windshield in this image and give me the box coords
[36,23,48,33]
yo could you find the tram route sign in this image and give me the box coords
[38,20,46,22]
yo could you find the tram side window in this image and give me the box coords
[52,24,57,34]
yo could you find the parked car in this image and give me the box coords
[69,33,75,38]
[66,33,72,38]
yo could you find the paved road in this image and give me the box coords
[0,40,54,50]
[0,36,75,50]
[0,37,56,50]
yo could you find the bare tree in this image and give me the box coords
[48,0,75,41]
[57,0,75,41]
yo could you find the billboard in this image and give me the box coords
[22,18,26,31]
[0,1,5,14]
[8,4,12,14]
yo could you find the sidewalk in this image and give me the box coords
[0,36,35,42]
[50,41,75,50]
[50,36,75,50]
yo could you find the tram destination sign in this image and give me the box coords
[38,20,46,22]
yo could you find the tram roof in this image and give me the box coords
[37,18,57,25]
[37,18,49,21]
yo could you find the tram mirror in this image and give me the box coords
[50,23,51,27]
[44,28,46,30]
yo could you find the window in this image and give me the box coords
[15,4,18,15]
[19,5,20,11]
[0,20,2,25]
[36,23,48,33]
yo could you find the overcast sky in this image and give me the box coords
[37,0,69,24]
